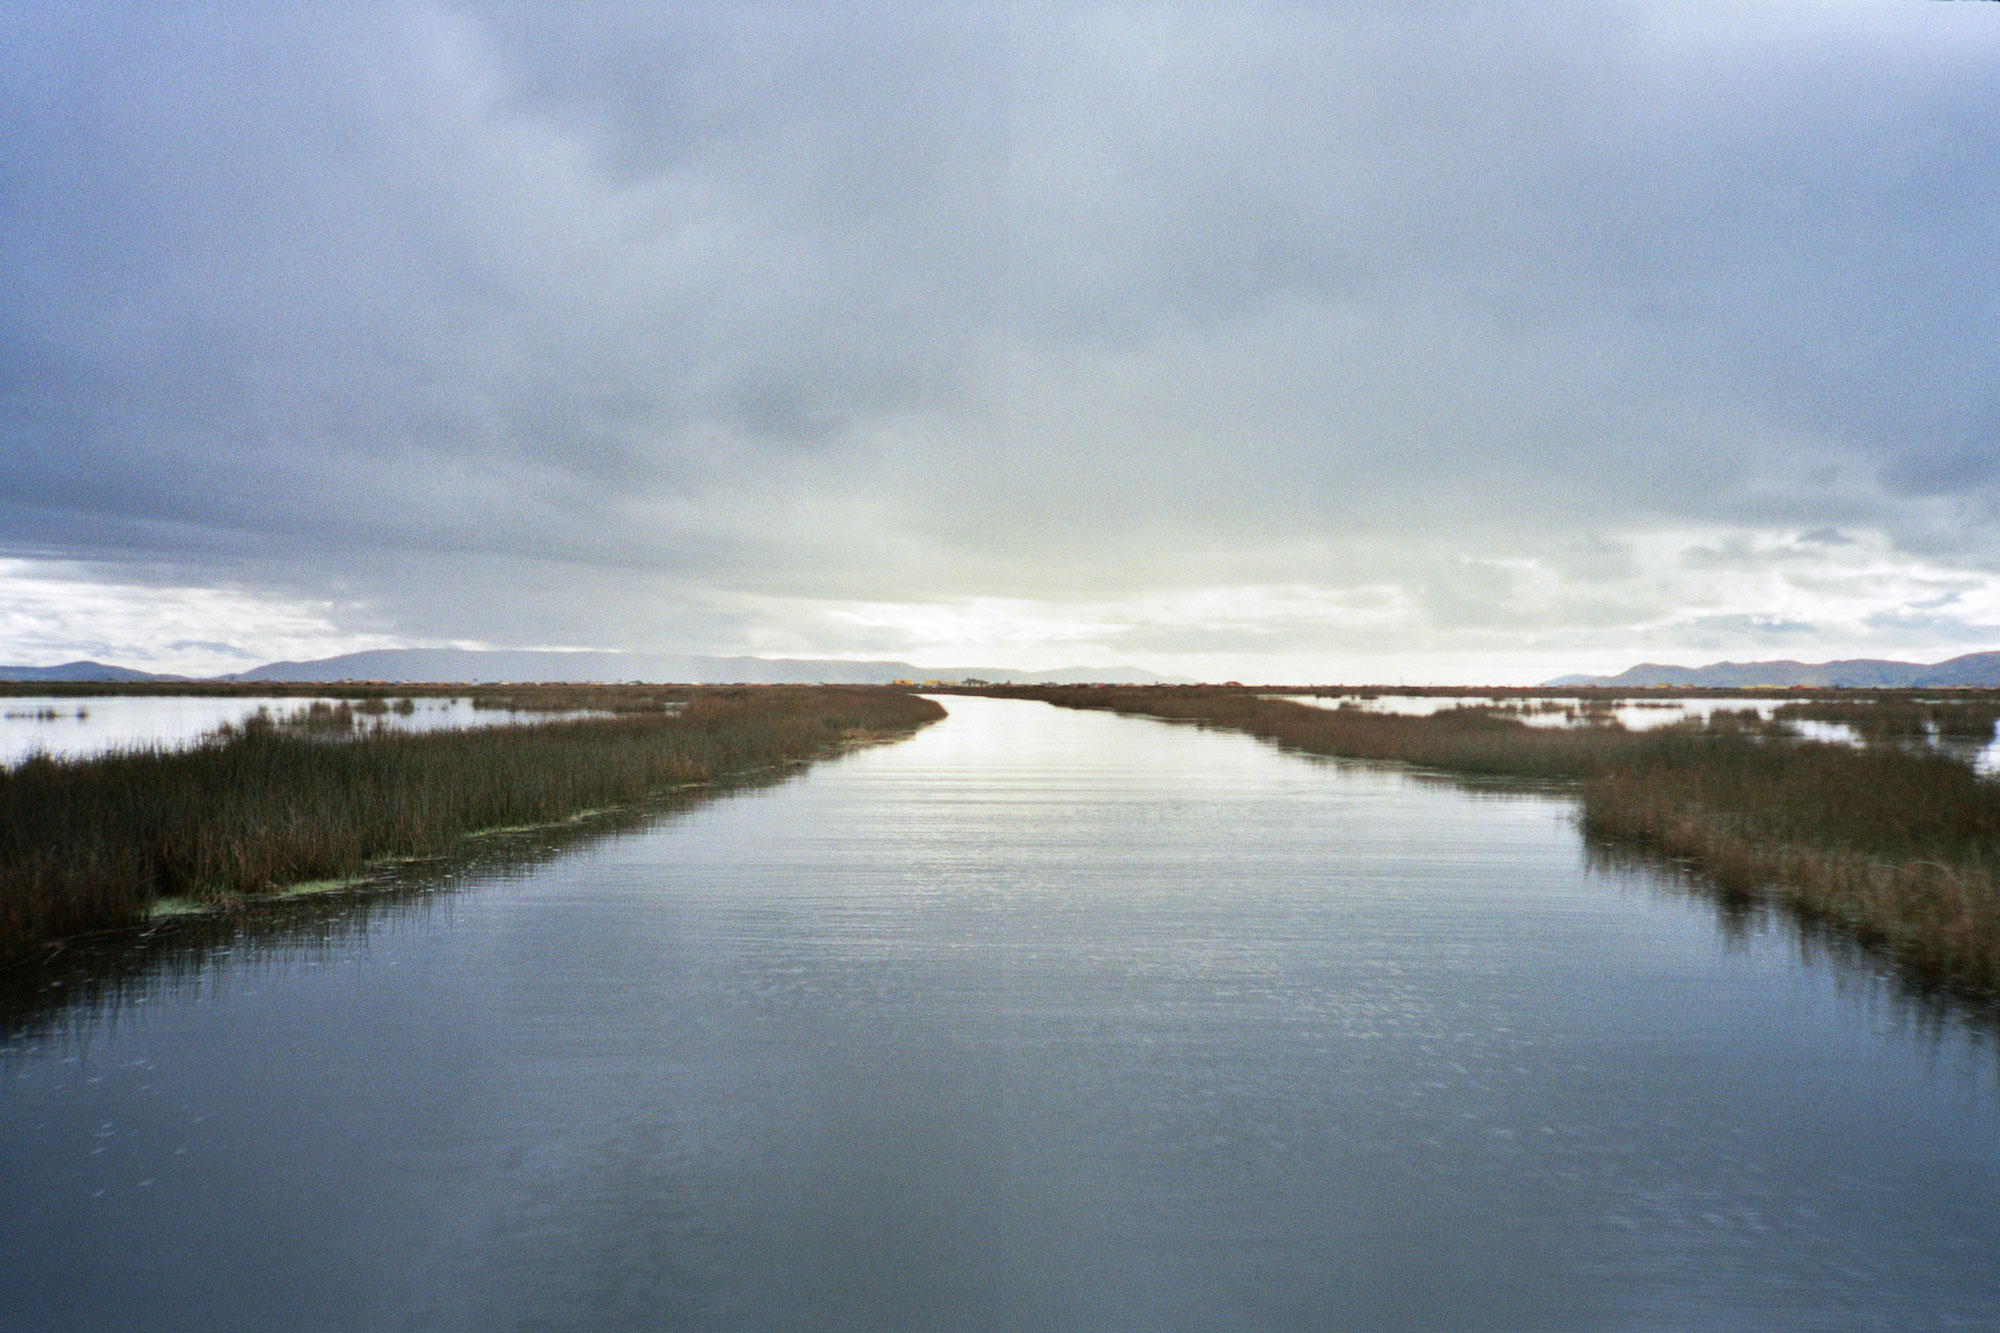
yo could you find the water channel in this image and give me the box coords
[3,696,1997,1329]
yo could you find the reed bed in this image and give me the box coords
[1582,750,2000,993]
[0,687,942,959]
[986,687,1665,777]
[468,687,680,713]
[992,686,2000,1001]
[1773,696,2000,742]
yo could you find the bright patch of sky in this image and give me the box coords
[0,561,397,676]
[3,2,1997,682]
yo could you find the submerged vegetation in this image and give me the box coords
[1772,696,2000,743]
[0,686,942,960]
[982,686,2000,1004]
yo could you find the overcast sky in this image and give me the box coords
[3,1,1998,682]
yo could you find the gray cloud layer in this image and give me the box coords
[3,2,1997,677]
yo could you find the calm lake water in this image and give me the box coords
[3,696,1998,1330]
[0,695,617,767]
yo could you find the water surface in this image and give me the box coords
[1291,691,1797,728]
[0,695,620,767]
[3,697,1997,1330]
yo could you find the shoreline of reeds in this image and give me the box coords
[0,686,943,961]
[977,686,2000,1006]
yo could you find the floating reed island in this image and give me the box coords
[0,686,943,960]
[976,686,2000,1005]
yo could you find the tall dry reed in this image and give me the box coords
[0,687,942,958]
[993,686,2000,1001]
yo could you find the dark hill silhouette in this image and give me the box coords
[1546,651,2000,688]
[0,660,188,683]
[0,648,1182,686]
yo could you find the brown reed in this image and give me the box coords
[989,686,2000,1002]
[0,687,942,959]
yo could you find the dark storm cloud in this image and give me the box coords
[2,1,1998,673]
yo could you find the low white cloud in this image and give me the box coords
[2,3,1998,680]
[0,560,398,676]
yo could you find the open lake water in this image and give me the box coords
[3,696,1998,1329]
[0,694,616,768]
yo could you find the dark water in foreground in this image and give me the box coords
[3,697,1998,1330]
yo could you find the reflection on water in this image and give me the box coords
[0,787,732,1037]
[0,694,625,767]
[3,697,1998,1331]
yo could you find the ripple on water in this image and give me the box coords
[1,696,1997,1332]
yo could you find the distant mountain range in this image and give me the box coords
[0,649,1185,687]
[16,647,1999,689]
[0,660,191,683]
[1545,651,2000,688]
